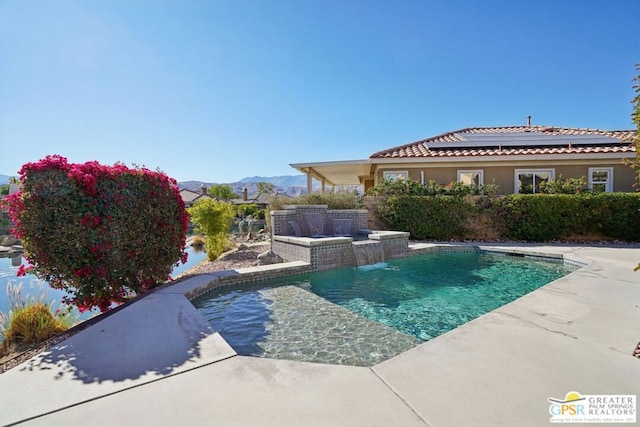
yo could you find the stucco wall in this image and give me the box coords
[375,163,636,194]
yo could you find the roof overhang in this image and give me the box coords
[371,152,636,165]
[290,159,373,186]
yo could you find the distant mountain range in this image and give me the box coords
[0,173,334,197]
[178,175,318,197]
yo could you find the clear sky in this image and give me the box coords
[1,0,638,183]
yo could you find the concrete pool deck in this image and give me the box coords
[0,243,638,426]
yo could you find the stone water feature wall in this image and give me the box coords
[271,205,369,238]
[270,205,409,271]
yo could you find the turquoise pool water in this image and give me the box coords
[194,250,577,366]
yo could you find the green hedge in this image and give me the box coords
[376,193,640,242]
[377,195,471,240]
[496,194,583,241]
[497,193,640,241]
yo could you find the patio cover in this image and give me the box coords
[289,159,373,192]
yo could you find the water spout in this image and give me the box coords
[352,240,384,266]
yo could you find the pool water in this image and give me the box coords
[193,250,577,366]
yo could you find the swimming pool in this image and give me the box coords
[193,249,577,366]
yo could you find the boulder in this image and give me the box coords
[0,235,18,246]
[258,250,284,266]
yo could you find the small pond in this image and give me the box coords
[0,246,207,318]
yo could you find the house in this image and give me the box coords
[229,188,271,209]
[179,185,213,208]
[290,120,637,195]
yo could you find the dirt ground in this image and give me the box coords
[176,241,270,279]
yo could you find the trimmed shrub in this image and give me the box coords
[494,194,583,241]
[0,155,189,312]
[377,195,471,240]
[580,193,640,240]
[494,193,640,241]
[372,193,640,242]
[367,178,500,197]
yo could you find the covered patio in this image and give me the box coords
[289,159,373,193]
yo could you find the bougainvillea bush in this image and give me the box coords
[1,155,189,312]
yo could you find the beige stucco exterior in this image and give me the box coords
[373,159,636,194]
[290,126,637,194]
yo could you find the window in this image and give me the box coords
[515,169,554,194]
[588,167,613,192]
[457,170,484,186]
[382,171,408,181]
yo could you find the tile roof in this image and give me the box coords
[369,125,637,159]
[179,188,212,205]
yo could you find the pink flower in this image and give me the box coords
[16,264,27,276]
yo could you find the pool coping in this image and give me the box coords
[0,243,638,426]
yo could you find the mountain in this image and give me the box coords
[238,175,308,189]
[0,175,10,185]
[179,174,319,196]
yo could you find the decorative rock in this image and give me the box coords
[237,243,248,251]
[0,235,18,246]
[258,250,284,265]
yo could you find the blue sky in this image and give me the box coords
[1,0,638,183]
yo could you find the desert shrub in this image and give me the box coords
[0,282,80,355]
[377,195,471,240]
[188,199,235,261]
[264,191,363,233]
[2,303,66,346]
[266,193,288,212]
[189,234,206,249]
[268,191,364,210]
[0,155,189,312]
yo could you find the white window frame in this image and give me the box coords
[382,170,409,181]
[514,169,555,194]
[588,167,614,192]
[457,170,484,186]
